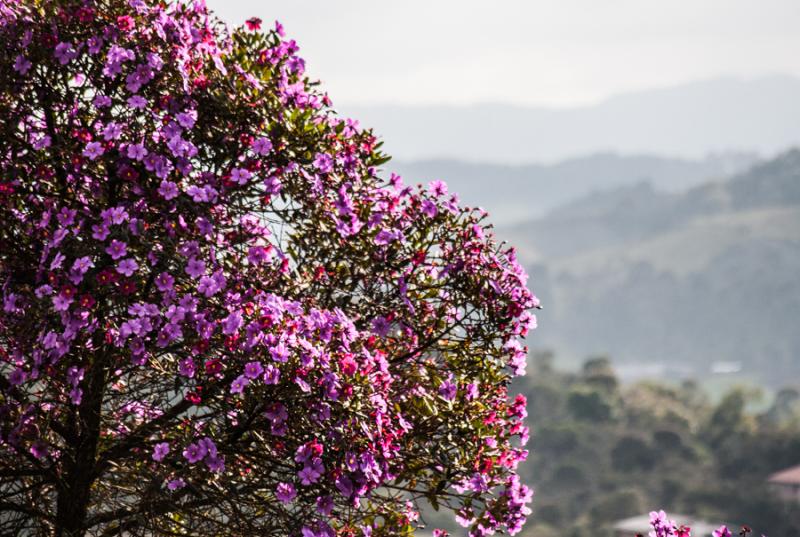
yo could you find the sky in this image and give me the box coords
[205,0,800,108]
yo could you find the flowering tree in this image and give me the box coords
[0,1,537,536]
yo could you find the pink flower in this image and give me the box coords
[245,17,262,31]
[713,527,732,537]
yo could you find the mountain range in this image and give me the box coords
[346,75,800,164]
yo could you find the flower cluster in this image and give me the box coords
[0,0,537,535]
[649,511,754,537]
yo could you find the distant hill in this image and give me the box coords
[391,152,757,224]
[501,150,800,386]
[346,75,800,163]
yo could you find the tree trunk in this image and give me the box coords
[55,357,107,537]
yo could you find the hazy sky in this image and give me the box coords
[206,0,800,107]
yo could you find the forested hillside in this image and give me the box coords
[503,150,800,385]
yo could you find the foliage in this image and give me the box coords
[0,1,537,535]
[514,352,800,537]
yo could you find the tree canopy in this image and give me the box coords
[0,1,537,535]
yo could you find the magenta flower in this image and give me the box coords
[152,442,170,462]
[428,180,448,197]
[276,482,296,503]
[116,258,138,277]
[106,240,127,260]
[713,527,732,537]
[83,142,104,160]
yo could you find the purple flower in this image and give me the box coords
[176,111,197,129]
[313,152,333,173]
[316,495,334,516]
[183,442,207,464]
[72,256,94,274]
[263,364,281,385]
[152,442,170,462]
[222,310,243,335]
[155,272,174,292]
[230,374,249,394]
[178,358,195,378]
[439,379,457,401]
[52,294,72,312]
[116,258,138,277]
[270,342,290,363]
[158,180,179,200]
[127,143,148,160]
[14,55,32,75]
[206,455,225,473]
[167,478,186,491]
[185,258,205,279]
[106,240,127,260]
[298,457,324,485]
[421,199,438,218]
[252,137,273,155]
[70,387,83,405]
[276,482,296,503]
[83,142,104,160]
[127,95,147,109]
[230,167,251,185]
[244,361,264,379]
[374,229,399,246]
[54,42,77,65]
[370,316,391,337]
[8,368,26,386]
[102,122,123,141]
